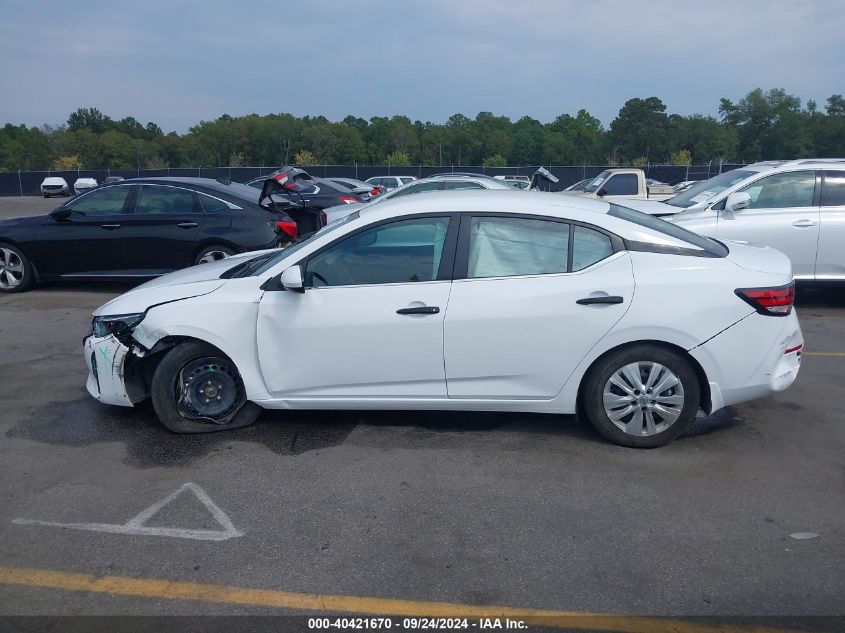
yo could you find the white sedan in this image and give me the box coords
[83,191,802,447]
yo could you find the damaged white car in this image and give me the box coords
[85,190,803,448]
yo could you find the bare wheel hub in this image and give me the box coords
[176,357,244,423]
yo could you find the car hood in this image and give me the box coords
[93,250,274,316]
[612,198,682,216]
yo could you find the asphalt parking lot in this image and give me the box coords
[0,196,843,629]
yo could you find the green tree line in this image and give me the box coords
[1,88,843,172]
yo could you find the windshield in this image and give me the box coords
[583,171,611,193]
[609,204,728,257]
[664,169,757,208]
[246,211,361,276]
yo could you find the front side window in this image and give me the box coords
[468,217,569,279]
[442,180,484,191]
[821,171,845,207]
[68,185,131,216]
[740,171,815,209]
[389,182,441,198]
[135,185,200,214]
[602,173,638,196]
[306,216,451,287]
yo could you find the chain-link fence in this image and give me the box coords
[0,163,745,196]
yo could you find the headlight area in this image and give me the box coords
[91,313,146,340]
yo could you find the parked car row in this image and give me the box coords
[39,175,124,197]
[1,177,302,292]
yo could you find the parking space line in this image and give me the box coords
[0,565,801,633]
[803,351,845,357]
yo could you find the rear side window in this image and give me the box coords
[603,174,638,195]
[609,204,728,257]
[198,193,231,213]
[821,171,845,206]
[135,185,200,214]
[400,177,415,184]
[572,226,614,271]
[468,217,569,278]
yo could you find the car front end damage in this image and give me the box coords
[84,313,149,407]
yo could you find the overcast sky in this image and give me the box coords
[1,0,842,132]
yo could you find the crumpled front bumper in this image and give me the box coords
[84,334,134,407]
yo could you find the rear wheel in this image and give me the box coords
[195,245,235,265]
[583,345,699,448]
[0,243,34,293]
[150,341,260,433]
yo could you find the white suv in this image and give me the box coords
[365,176,416,191]
[655,159,845,283]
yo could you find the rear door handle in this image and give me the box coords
[177,222,199,229]
[576,296,624,305]
[792,219,816,228]
[396,306,440,315]
[100,224,121,230]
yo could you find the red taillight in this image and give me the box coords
[735,283,794,316]
[276,220,298,240]
[369,188,381,196]
[337,196,358,204]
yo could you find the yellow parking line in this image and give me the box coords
[0,565,800,633]
[803,351,845,357]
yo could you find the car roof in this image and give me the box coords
[366,188,610,218]
[121,177,263,202]
[351,189,699,250]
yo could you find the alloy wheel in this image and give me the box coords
[198,250,230,264]
[602,361,685,436]
[0,248,25,289]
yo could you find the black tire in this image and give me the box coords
[0,242,35,293]
[150,341,260,434]
[582,344,700,448]
[194,245,236,266]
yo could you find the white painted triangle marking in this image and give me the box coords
[12,483,243,542]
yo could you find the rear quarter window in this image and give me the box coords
[609,204,728,257]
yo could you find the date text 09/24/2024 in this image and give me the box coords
[307,617,528,630]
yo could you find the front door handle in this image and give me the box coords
[576,296,624,305]
[100,224,121,230]
[792,219,816,228]
[177,222,199,229]
[396,306,440,315]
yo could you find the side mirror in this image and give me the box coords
[724,192,751,213]
[49,206,72,220]
[597,188,608,197]
[280,264,304,292]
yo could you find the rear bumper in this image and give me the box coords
[690,310,802,412]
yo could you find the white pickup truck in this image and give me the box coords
[560,168,675,201]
